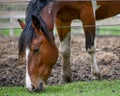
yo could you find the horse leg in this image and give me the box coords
[56,18,72,84]
[80,8,100,80]
[84,26,100,80]
[87,46,100,79]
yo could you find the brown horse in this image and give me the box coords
[18,0,120,92]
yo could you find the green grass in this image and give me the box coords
[0,28,22,36]
[97,26,120,35]
[0,80,120,96]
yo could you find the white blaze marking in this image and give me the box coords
[25,48,32,91]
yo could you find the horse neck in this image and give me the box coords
[39,2,61,45]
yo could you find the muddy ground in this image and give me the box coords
[0,35,120,87]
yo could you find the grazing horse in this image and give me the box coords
[18,0,120,92]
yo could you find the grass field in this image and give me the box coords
[0,80,120,96]
[0,29,22,36]
[97,26,120,35]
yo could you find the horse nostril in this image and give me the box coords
[31,85,35,90]
[27,85,35,92]
[31,82,45,92]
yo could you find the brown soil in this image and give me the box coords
[0,35,120,87]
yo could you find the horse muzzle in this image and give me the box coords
[27,82,46,92]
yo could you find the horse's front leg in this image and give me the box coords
[85,26,100,80]
[87,45,100,79]
[56,18,72,84]
[81,8,100,80]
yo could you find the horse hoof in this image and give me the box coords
[59,78,72,84]
[59,79,66,84]
[91,73,101,80]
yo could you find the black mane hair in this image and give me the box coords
[19,0,55,60]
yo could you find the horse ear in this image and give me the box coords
[32,15,41,30]
[17,19,25,29]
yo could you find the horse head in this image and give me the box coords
[18,15,58,92]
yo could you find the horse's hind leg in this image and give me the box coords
[56,18,72,84]
[80,8,100,80]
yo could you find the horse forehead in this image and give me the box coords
[32,37,42,45]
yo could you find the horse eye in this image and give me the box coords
[33,47,39,53]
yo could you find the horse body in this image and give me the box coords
[18,0,120,92]
[96,1,120,20]
[50,1,120,83]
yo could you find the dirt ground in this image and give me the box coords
[0,35,120,87]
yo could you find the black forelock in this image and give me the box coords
[19,0,55,58]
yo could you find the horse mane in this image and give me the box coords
[18,0,55,64]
